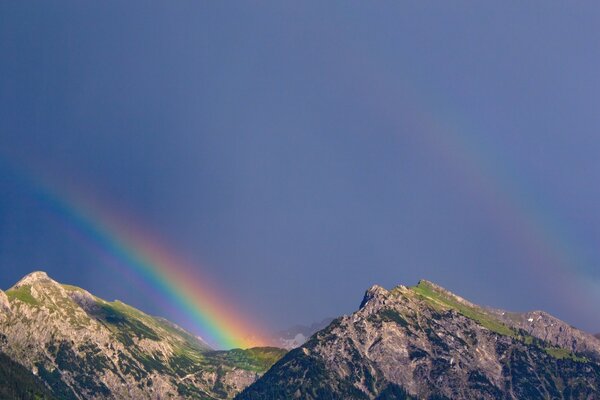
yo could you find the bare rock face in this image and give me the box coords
[0,271,285,399]
[0,290,10,315]
[489,309,600,361]
[238,280,600,400]
[359,284,390,309]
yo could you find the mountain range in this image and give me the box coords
[1,272,600,399]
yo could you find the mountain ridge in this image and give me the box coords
[238,279,600,399]
[2,272,599,399]
[0,271,285,399]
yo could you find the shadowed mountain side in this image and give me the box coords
[0,352,57,400]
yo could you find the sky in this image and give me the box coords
[1,2,600,339]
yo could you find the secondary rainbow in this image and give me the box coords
[368,64,598,310]
[337,52,597,312]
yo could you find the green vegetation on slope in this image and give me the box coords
[5,285,40,306]
[545,347,588,362]
[410,281,588,362]
[206,347,288,373]
[411,281,515,337]
[90,301,161,345]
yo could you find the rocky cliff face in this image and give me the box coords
[0,290,10,315]
[0,272,285,399]
[238,280,600,400]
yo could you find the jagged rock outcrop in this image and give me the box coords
[0,271,285,399]
[12,271,54,288]
[238,280,600,400]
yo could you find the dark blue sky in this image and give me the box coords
[1,2,600,335]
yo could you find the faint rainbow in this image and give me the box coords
[5,162,266,350]
[343,51,597,312]
[385,77,597,310]
[421,120,600,317]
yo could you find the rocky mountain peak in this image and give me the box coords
[239,279,600,400]
[359,284,389,309]
[11,271,56,289]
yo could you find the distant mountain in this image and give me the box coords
[238,280,600,400]
[595,333,600,340]
[0,271,285,399]
[269,317,334,349]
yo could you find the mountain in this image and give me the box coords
[238,280,600,400]
[595,333,600,340]
[0,271,285,399]
[0,352,57,399]
[269,318,334,349]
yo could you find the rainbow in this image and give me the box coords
[5,162,266,350]
[328,51,598,319]
[363,64,599,313]
[3,65,598,340]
